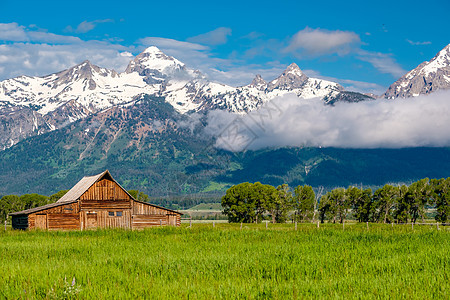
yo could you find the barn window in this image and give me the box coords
[108,211,122,217]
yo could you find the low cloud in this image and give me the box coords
[187,27,232,45]
[204,91,450,151]
[285,27,360,56]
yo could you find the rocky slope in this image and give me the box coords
[384,44,450,99]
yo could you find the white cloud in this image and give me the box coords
[0,23,82,44]
[0,23,28,41]
[406,39,431,46]
[356,50,406,78]
[0,42,133,79]
[205,91,450,151]
[138,37,208,51]
[285,27,360,56]
[187,27,232,45]
[65,19,114,34]
[0,23,134,80]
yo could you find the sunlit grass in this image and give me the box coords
[0,224,448,299]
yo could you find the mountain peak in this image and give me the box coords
[285,63,303,74]
[384,44,450,99]
[267,63,308,91]
[125,46,186,81]
[247,74,267,91]
[142,46,164,55]
[79,60,92,66]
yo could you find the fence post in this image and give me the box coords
[412,222,414,230]
[266,221,268,229]
[4,219,6,231]
[295,221,297,231]
[240,222,243,230]
[342,221,345,230]
[437,222,439,230]
[189,218,192,229]
[213,221,215,228]
[317,221,320,229]
[366,222,369,231]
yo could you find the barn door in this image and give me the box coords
[86,212,98,229]
[168,215,177,226]
[35,214,47,230]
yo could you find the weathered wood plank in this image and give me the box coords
[81,200,131,210]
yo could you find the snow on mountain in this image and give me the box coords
[384,44,450,99]
[125,46,199,84]
[162,63,343,113]
[0,60,158,116]
[0,46,364,149]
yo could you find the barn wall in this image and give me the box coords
[80,210,132,229]
[48,213,80,231]
[132,215,168,229]
[131,201,181,228]
[79,179,130,201]
[81,200,131,210]
[28,202,80,230]
[132,201,170,215]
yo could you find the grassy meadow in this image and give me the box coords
[0,223,448,299]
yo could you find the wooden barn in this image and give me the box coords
[9,170,182,230]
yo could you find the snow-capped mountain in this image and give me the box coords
[125,46,200,84]
[0,46,367,149]
[162,63,346,113]
[0,60,156,116]
[384,44,450,99]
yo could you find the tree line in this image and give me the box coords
[0,190,68,223]
[221,178,450,224]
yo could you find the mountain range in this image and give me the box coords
[0,43,449,197]
[0,46,372,150]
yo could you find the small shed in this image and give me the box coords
[10,170,182,230]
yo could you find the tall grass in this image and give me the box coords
[0,224,448,299]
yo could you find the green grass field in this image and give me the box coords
[0,223,448,299]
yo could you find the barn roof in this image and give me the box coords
[9,200,77,216]
[56,170,109,203]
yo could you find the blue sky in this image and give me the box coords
[0,0,449,95]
